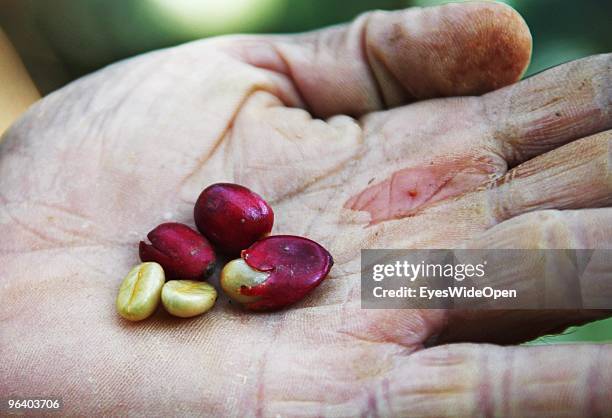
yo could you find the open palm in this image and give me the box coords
[2,3,611,416]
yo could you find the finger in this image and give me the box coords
[335,55,609,230]
[489,130,611,222]
[386,343,612,417]
[225,1,531,117]
[483,53,611,165]
[353,128,610,249]
[477,208,612,250]
[434,208,612,345]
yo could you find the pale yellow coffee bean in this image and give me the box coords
[161,280,217,318]
[220,258,269,305]
[116,262,165,321]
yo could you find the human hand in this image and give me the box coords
[1,2,610,416]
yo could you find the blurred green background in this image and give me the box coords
[0,0,610,343]
[1,0,611,94]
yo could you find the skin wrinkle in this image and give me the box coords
[269,394,371,417]
[253,317,283,418]
[65,251,114,278]
[299,188,334,239]
[3,201,139,247]
[387,21,416,98]
[222,39,307,110]
[178,84,267,192]
[480,93,524,166]
[1,199,95,239]
[335,328,420,352]
[331,16,379,115]
[381,377,392,416]
[1,271,101,320]
[500,348,514,417]
[270,32,338,117]
[484,55,611,166]
[585,345,606,417]
[0,242,133,255]
[28,200,90,220]
[268,41,309,108]
[42,220,98,243]
[1,207,63,246]
[360,13,387,109]
[477,348,494,417]
[256,329,403,416]
[503,133,610,217]
[224,89,365,203]
[76,56,163,140]
[265,124,366,208]
[566,211,592,248]
[368,15,418,100]
[365,388,380,418]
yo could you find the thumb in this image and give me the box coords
[225,1,532,117]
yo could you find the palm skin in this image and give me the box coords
[1,3,611,417]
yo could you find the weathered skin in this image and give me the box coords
[1,2,611,416]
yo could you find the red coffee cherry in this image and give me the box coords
[220,235,333,311]
[139,222,216,280]
[194,183,274,255]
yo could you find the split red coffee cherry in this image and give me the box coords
[220,235,333,311]
[194,183,274,255]
[139,222,216,280]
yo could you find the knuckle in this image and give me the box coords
[538,212,573,248]
[522,210,573,249]
[483,210,571,249]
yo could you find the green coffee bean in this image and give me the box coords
[116,262,165,321]
[161,280,217,318]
